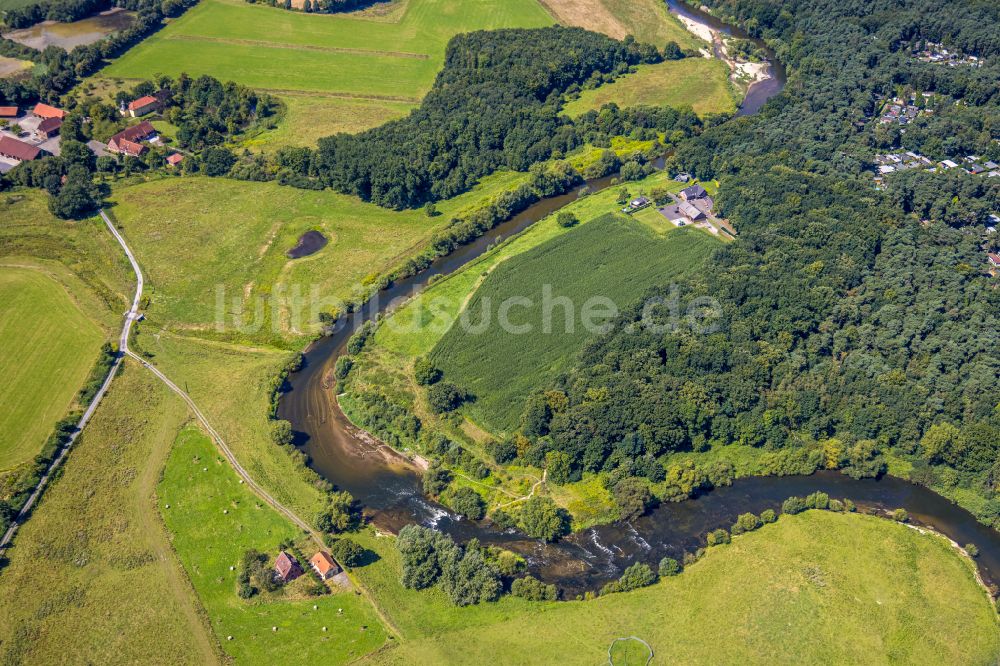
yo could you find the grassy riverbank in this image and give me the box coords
[351,511,999,665]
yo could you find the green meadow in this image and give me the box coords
[0,191,129,471]
[0,364,218,664]
[564,58,737,117]
[0,268,104,469]
[158,426,388,664]
[355,511,999,665]
[107,171,529,345]
[97,0,553,147]
[431,215,718,432]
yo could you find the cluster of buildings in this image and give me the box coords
[0,94,183,171]
[273,549,341,584]
[658,184,715,226]
[873,151,999,189]
[912,42,984,67]
[0,103,66,171]
[877,94,933,126]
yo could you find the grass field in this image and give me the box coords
[563,58,737,117]
[540,0,702,51]
[431,215,718,432]
[349,511,999,665]
[244,95,414,150]
[107,172,529,345]
[159,426,388,664]
[131,329,328,518]
[0,363,219,664]
[0,268,104,470]
[96,0,553,148]
[0,191,129,473]
[0,191,133,320]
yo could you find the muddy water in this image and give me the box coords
[287,230,328,258]
[2,9,135,51]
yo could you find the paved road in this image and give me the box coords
[0,210,143,553]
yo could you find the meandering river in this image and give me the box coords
[277,5,998,596]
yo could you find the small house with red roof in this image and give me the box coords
[309,551,341,580]
[127,95,160,118]
[0,106,18,119]
[988,253,1000,269]
[166,152,184,167]
[274,551,303,583]
[32,103,66,120]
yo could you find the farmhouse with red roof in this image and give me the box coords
[309,551,341,580]
[127,95,160,118]
[108,121,157,157]
[31,103,65,120]
[273,551,302,583]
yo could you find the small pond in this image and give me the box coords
[2,9,136,51]
[287,230,328,258]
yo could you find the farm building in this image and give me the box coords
[32,103,65,120]
[0,135,41,162]
[166,152,184,166]
[679,184,708,201]
[36,117,62,140]
[274,551,303,583]
[126,95,159,117]
[108,121,157,157]
[0,106,18,118]
[309,551,341,580]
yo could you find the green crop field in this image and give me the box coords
[0,364,218,664]
[97,0,553,147]
[0,192,129,471]
[349,511,999,665]
[0,268,104,469]
[563,58,737,117]
[107,171,529,344]
[158,426,389,664]
[430,215,718,432]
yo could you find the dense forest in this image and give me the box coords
[486,0,1000,526]
[303,27,663,208]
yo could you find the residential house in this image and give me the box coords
[274,551,303,583]
[988,253,1000,269]
[679,184,708,201]
[674,172,691,183]
[36,117,62,140]
[0,106,17,119]
[127,95,159,118]
[108,121,157,157]
[166,152,184,167]
[622,196,651,213]
[309,551,341,581]
[939,159,958,169]
[32,103,66,120]
[0,135,41,162]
